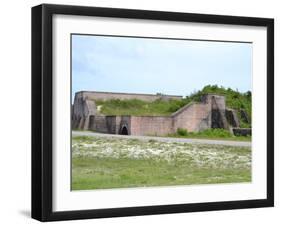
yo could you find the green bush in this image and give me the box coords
[177,128,188,136]
[95,98,192,116]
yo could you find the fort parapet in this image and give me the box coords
[75,91,182,102]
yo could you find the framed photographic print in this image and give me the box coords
[31,4,274,221]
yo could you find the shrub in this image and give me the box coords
[177,128,188,136]
[197,128,232,138]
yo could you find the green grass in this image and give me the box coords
[72,158,250,190]
[72,136,251,190]
[168,128,252,141]
[94,98,190,116]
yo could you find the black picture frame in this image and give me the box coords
[32,3,274,222]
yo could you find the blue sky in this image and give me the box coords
[72,34,252,100]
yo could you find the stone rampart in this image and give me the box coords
[78,91,182,102]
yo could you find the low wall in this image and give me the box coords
[130,116,173,136]
[232,128,251,136]
[79,91,182,102]
[89,115,128,134]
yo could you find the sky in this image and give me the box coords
[72,34,252,100]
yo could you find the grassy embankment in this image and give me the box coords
[72,136,251,190]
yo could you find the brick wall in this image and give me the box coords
[130,116,173,136]
[172,102,211,132]
[79,91,182,102]
[73,93,232,135]
[105,116,122,134]
[89,116,108,133]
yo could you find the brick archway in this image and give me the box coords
[120,125,128,135]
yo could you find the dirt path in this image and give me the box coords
[72,131,251,147]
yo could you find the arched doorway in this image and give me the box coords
[120,126,128,135]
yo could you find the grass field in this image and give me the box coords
[72,136,251,190]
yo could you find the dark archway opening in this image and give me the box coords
[121,126,128,135]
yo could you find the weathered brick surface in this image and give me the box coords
[226,108,240,127]
[119,116,131,135]
[105,116,121,134]
[89,116,108,133]
[78,91,182,102]
[172,102,211,132]
[72,92,250,136]
[130,116,173,136]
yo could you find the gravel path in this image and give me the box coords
[72,131,251,147]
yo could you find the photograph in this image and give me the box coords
[31,3,274,221]
[71,34,252,191]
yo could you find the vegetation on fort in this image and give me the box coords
[95,98,188,116]
[95,85,251,127]
[72,136,251,190]
[188,85,252,128]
